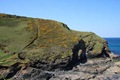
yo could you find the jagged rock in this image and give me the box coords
[49,58,120,80]
[7,58,119,80]
[12,68,54,80]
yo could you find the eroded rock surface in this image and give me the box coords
[7,57,119,80]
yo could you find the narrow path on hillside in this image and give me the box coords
[22,19,39,50]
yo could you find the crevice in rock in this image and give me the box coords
[0,66,9,69]
[66,39,87,70]
[5,62,21,79]
[95,47,110,58]
[28,39,87,71]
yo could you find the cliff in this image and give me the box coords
[0,13,116,80]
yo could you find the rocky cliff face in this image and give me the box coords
[0,13,118,80]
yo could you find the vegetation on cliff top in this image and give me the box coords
[0,13,109,68]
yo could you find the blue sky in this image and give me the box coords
[0,0,120,37]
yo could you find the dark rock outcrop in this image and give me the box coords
[8,58,120,80]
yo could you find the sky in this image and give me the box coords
[0,0,120,37]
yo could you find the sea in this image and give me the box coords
[104,38,120,55]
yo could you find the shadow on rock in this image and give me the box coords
[5,63,21,79]
[66,39,87,70]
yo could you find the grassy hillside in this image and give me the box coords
[21,19,81,62]
[0,13,109,68]
[0,14,34,66]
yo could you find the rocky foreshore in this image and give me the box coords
[5,56,118,80]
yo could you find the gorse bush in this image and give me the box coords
[36,19,80,48]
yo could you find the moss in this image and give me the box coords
[0,74,4,79]
[93,42,104,53]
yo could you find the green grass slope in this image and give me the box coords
[0,13,110,68]
[0,14,36,66]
